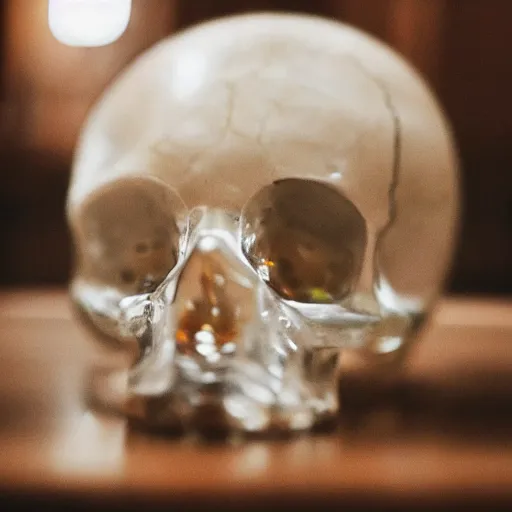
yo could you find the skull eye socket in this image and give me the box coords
[241,178,367,303]
[75,176,188,294]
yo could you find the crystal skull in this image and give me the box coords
[67,13,459,434]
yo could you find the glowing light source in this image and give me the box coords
[49,0,131,47]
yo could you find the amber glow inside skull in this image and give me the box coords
[67,13,459,434]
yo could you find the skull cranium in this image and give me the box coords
[67,13,459,434]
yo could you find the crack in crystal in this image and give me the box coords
[380,89,401,231]
[346,57,401,229]
[346,57,402,288]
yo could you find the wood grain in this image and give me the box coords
[0,290,510,510]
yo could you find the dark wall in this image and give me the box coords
[439,0,512,294]
[0,0,510,294]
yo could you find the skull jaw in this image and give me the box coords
[90,347,342,437]
[81,286,414,436]
[76,274,417,437]
[88,317,418,438]
[81,277,416,437]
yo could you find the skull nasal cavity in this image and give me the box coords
[173,241,256,357]
[241,178,367,303]
[176,266,238,356]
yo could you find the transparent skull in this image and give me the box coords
[67,13,459,435]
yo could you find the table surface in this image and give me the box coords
[0,289,511,510]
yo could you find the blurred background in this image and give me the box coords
[0,0,510,295]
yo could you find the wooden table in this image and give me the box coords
[0,290,511,510]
